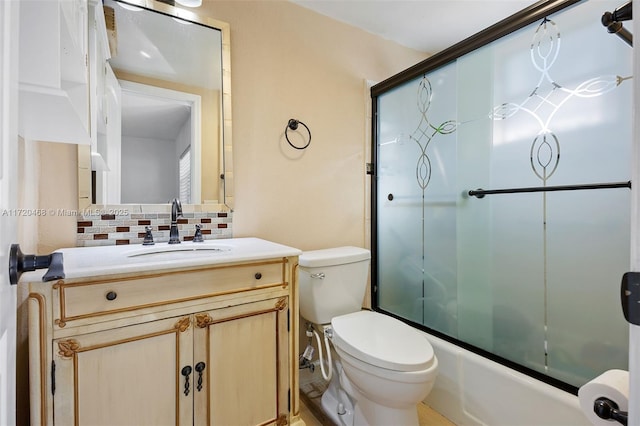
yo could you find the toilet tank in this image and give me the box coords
[298,246,371,324]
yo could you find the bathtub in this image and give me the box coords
[422,331,591,425]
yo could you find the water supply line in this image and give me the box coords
[306,323,333,381]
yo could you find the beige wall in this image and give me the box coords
[33,0,427,252]
[37,142,78,253]
[17,5,427,422]
[202,1,426,250]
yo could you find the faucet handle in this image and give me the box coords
[143,225,155,246]
[193,224,204,243]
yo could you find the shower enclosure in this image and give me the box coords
[371,0,631,391]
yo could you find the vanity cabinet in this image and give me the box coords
[26,252,303,425]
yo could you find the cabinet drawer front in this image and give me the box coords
[55,260,287,326]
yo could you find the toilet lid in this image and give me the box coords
[299,246,370,268]
[331,311,434,372]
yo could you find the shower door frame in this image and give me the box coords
[370,0,632,397]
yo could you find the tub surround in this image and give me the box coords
[75,204,232,247]
[424,331,589,425]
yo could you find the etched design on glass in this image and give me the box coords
[404,75,458,327]
[487,17,629,371]
[410,76,457,190]
[530,132,560,181]
[490,17,627,184]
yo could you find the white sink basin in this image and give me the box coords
[126,243,233,258]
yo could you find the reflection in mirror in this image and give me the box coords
[81,0,231,208]
[119,80,202,203]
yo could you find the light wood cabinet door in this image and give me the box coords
[50,298,291,426]
[193,297,290,426]
[52,315,194,426]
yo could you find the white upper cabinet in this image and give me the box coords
[19,0,108,145]
[89,0,113,147]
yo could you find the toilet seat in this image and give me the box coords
[331,310,434,372]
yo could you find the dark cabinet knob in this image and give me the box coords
[106,291,117,301]
[255,272,262,280]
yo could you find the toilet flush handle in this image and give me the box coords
[310,272,325,279]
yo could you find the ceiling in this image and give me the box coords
[120,91,191,140]
[290,0,540,53]
[105,0,222,90]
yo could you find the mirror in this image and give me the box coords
[79,0,232,208]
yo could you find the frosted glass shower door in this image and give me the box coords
[483,0,631,386]
[374,0,631,388]
[376,64,459,336]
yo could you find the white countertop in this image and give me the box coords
[20,237,301,282]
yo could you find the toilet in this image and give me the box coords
[298,246,438,426]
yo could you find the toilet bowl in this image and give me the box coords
[298,247,438,426]
[328,310,437,425]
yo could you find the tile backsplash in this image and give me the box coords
[76,205,233,247]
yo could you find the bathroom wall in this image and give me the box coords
[33,141,79,254]
[208,0,427,251]
[16,7,425,422]
[121,135,178,203]
[28,1,426,255]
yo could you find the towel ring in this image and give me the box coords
[285,119,311,150]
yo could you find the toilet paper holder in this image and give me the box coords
[594,397,628,425]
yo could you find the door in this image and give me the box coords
[53,315,194,425]
[193,297,290,426]
[0,0,20,424]
[630,10,640,425]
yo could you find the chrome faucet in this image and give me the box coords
[169,198,182,244]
